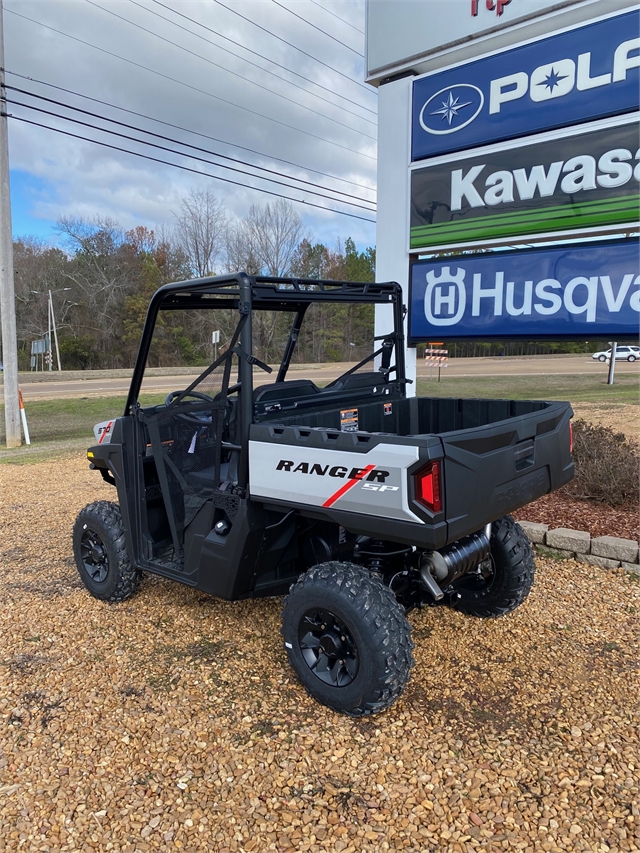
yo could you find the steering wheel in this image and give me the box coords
[165,389,215,407]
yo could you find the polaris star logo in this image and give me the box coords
[419,84,484,135]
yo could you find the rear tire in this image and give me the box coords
[628,355,636,362]
[451,515,535,618]
[282,562,414,716]
[73,501,141,602]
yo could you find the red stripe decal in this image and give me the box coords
[322,464,376,508]
[98,421,113,444]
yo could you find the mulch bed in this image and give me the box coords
[515,488,640,543]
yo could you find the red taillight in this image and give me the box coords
[569,421,573,454]
[417,461,442,513]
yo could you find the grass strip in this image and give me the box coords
[0,394,165,449]
[1,374,636,455]
[416,372,639,403]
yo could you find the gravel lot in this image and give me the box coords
[1,455,639,853]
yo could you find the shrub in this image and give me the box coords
[566,419,639,507]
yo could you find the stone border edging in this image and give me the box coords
[518,521,640,573]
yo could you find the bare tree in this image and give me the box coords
[13,237,69,344]
[225,219,261,275]
[174,188,226,277]
[222,200,306,361]
[57,216,135,344]
[243,199,305,276]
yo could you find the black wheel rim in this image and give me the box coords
[454,556,496,594]
[298,608,359,687]
[79,528,109,584]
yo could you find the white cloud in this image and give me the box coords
[4,0,377,249]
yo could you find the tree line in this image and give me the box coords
[10,188,611,371]
[12,191,376,370]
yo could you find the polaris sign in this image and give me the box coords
[412,10,640,160]
[409,240,640,341]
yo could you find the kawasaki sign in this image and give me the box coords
[410,119,639,251]
[412,9,640,160]
[409,240,639,341]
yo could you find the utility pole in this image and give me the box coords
[0,0,20,446]
[47,290,52,371]
[49,290,62,371]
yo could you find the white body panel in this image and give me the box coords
[93,419,115,444]
[249,440,424,524]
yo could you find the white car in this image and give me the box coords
[592,345,640,362]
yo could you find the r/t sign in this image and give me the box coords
[471,0,512,15]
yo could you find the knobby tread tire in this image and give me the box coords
[73,501,142,603]
[453,515,535,618]
[282,562,414,716]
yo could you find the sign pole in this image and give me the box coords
[607,341,617,386]
[0,0,20,447]
[375,75,416,397]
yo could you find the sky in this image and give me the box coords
[3,0,377,250]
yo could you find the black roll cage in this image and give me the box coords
[126,273,407,447]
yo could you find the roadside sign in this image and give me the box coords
[367,0,594,82]
[424,347,448,383]
[411,9,640,160]
[409,238,640,340]
[410,117,639,251]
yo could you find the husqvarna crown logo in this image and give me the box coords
[424,267,466,326]
[419,84,484,135]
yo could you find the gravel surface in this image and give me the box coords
[1,454,639,853]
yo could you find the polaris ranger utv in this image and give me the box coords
[73,273,573,715]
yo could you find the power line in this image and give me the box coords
[4,94,376,211]
[85,0,376,139]
[212,0,373,96]
[5,85,375,203]
[270,0,362,56]
[3,113,376,223]
[141,0,375,118]
[5,70,377,193]
[3,6,377,162]
[308,0,365,35]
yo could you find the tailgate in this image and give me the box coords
[440,400,573,542]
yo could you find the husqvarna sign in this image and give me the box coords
[409,240,639,340]
[412,9,640,160]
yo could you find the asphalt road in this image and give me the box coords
[13,355,639,400]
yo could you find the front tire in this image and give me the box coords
[282,562,414,716]
[451,515,535,618]
[73,501,141,602]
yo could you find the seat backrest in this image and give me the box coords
[253,379,320,417]
[324,371,387,392]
